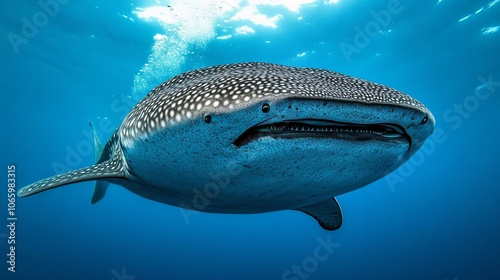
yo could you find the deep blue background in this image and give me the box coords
[1,0,499,279]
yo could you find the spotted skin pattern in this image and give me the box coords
[120,62,428,145]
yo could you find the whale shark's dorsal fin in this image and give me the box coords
[90,122,105,161]
[295,198,343,230]
[17,153,125,198]
[89,122,110,204]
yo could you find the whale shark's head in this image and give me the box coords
[121,62,434,175]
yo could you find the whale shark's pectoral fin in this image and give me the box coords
[295,198,343,230]
[89,122,109,204]
[17,154,125,198]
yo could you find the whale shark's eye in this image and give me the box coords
[204,115,212,123]
[421,116,428,125]
[262,103,270,113]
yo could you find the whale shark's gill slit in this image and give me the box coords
[233,119,410,148]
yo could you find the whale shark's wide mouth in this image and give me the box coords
[233,119,410,148]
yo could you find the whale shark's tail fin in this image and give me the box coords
[89,122,110,204]
[17,152,125,198]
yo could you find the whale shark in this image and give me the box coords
[18,62,435,230]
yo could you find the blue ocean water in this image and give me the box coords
[1,0,500,279]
